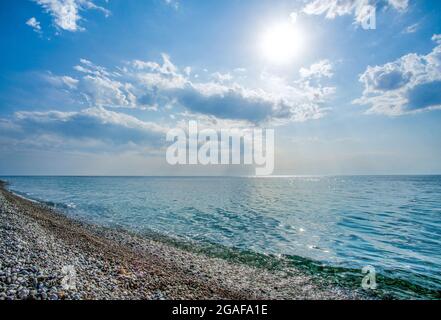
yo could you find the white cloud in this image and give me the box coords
[211,72,233,82]
[164,0,179,10]
[432,34,441,45]
[44,73,79,89]
[34,0,110,32]
[299,59,334,79]
[183,66,192,76]
[387,0,409,11]
[354,35,441,115]
[289,12,298,24]
[302,0,408,26]
[403,23,419,34]
[42,55,336,124]
[15,106,167,134]
[0,107,168,152]
[234,68,247,73]
[26,17,42,33]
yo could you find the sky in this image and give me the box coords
[0,0,441,176]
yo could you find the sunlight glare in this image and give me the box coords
[260,23,304,64]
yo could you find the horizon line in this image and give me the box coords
[1,174,441,178]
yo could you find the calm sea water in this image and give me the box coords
[2,176,441,298]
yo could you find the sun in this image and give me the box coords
[260,23,304,64]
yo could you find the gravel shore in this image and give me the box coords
[0,180,363,300]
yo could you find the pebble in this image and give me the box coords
[18,289,29,299]
[49,293,58,300]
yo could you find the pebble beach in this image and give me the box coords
[0,180,363,300]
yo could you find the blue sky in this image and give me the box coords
[0,0,441,175]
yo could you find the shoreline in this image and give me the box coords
[0,180,363,300]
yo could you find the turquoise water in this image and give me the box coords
[2,176,441,298]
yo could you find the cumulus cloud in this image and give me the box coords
[41,55,336,124]
[354,35,441,115]
[0,107,168,152]
[359,64,412,92]
[172,83,291,123]
[34,0,110,32]
[299,59,334,79]
[26,17,42,33]
[302,0,408,26]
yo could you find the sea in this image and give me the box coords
[2,175,440,299]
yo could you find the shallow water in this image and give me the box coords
[3,175,441,298]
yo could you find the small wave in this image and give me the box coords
[6,186,76,211]
[141,229,441,300]
[67,202,77,209]
[8,189,40,204]
[42,200,76,210]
